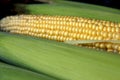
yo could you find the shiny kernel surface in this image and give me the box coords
[0,15,120,53]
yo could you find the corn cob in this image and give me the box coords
[0,15,120,53]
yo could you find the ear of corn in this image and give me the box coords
[0,32,120,80]
[0,15,120,53]
[0,0,120,80]
[0,62,56,80]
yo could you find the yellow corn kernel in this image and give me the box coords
[0,15,120,53]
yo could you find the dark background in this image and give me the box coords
[70,0,120,9]
[0,0,120,19]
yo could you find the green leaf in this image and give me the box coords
[0,62,56,80]
[0,32,120,80]
[25,1,120,22]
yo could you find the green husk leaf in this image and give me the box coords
[24,1,120,22]
[0,32,120,80]
[0,62,56,80]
